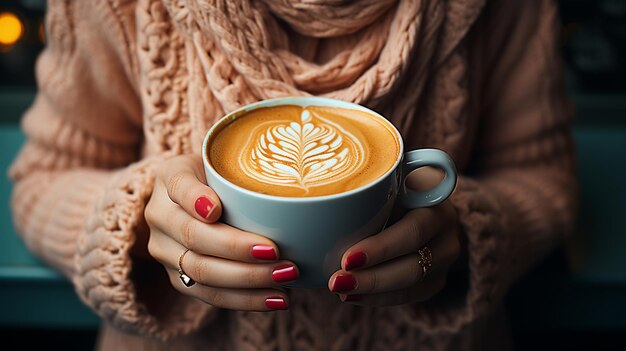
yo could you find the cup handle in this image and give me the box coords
[399,149,457,208]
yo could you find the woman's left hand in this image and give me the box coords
[328,200,462,305]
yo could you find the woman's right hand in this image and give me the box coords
[145,154,298,311]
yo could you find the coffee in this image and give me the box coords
[203,97,457,286]
[209,105,400,197]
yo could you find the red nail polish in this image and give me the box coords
[342,294,362,302]
[345,251,367,271]
[331,274,357,293]
[272,264,298,283]
[194,196,213,218]
[265,296,288,310]
[251,245,277,260]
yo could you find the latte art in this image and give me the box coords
[241,110,365,193]
[209,105,400,197]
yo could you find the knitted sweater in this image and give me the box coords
[10,0,577,350]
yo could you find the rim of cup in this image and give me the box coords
[202,96,405,203]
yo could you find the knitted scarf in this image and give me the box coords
[138,0,483,152]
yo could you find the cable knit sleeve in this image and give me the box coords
[9,0,215,340]
[402,0,578,333]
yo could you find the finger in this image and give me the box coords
[405,166,445,192]
[148,199,279,262]
[165,269,290,311]
[149,234,298,288]
[341,207,443,272]
[159,155,223,223]
[329,228,458,294]
[337,274,448,306]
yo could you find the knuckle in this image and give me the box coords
[180,219,198,250]
[205,288,223,307]
[166,171,188,200]
[409,220,422,248]
[411,214,423,234]
[363,270,378,293]
[192,257,211,284]
[245,267,265,288]
[225,234,242,258]
[244,294,268,311]
[405,211,423,238]
[247,294,262,310]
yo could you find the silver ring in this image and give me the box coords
[417,246,432,282]
[178,248,196,287]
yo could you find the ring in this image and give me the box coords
[417,246,432,282]
[178,248,196,287]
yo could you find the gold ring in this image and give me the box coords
[417,246,432,282]
[178,248,196,287]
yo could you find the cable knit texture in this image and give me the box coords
[9,0,577,350]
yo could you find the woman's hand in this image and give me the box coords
[145,154,298,311]
[328,169,463,305]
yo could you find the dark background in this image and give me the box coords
[1,0,625,350]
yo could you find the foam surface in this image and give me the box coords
[209,105,400,197]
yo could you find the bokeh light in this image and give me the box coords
[0,12,24,46]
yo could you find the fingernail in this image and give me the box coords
[272,264,298,283]
[265,296,288,310]
[331,274,357,293]
[340,294,362,302]
[345,251,367,271]
[194,196,213,218]
[251,245,277,261]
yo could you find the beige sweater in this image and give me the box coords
[10,0,577,350]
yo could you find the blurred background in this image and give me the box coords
[0,0,625,349]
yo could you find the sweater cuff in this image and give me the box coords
[11,169,112,276]
[398,176,511,334]
[74,157,217,340]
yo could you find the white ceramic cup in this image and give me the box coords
[202,97,457,287]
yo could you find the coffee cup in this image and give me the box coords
[202,96,457,287]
